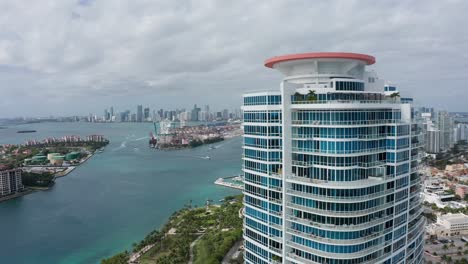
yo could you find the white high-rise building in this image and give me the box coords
[426,126,441,154]
[437,111,454,151]
[0,167,24,197]
[454,123,468,142]
[242,52,424,264]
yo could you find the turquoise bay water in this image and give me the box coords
[0,122,242,264]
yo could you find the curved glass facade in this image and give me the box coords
[242,55,424,264]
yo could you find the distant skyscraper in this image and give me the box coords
[104,109,109,121]
[427,127,441,153]
[144,107,150,121]
[191,104,201,122]
[137,105,143,122]
[437,111,454,151]
[110,106,114,121]
[222,109,229,120]
[242,52,424,264]
[122,110,131,122]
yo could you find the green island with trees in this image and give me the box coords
[101,195,244,264]
[21,171,55,188]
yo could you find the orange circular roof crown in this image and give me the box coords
[264,52,375,68]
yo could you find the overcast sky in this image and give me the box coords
[0,0,467,117]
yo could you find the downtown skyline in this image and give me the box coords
[1,0,468,117]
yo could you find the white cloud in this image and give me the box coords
[0,0,467,116]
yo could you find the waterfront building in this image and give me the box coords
[87,135,105,142]
[242,52,424,264]
[0,167,24,197]
[104,109,110,121]
[137,105,143,122]
[223,109,229,120]
[144,107,150,121]
[110,106,114,121]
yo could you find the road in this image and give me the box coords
[222,239,243,264]
[188,234,205,264]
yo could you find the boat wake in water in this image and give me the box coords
[112,141,127,151]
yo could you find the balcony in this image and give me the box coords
[286,227,391,245]
[291,134,392,140]
[291,119,401,126]
[291,99,408,105]
[269,233,282,243]
[408,207,424,222]
[410,177,421,186]
[270,222,282,230]
[286,214,393,231]
[269,246,282,255]
[291,160,386,169]
[286,201,394,217]
[285,253,320,264]
[270,185,282,191]
[407,217,425,237]
[409,197,422,210]
[291,146,387,155]
[286,188,393,203]
[285,240,388,260]
[242,154,282,163]
[285,175,393,187]
[269,197,282,204]
[269,210,282,217]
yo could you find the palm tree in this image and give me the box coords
[389,92,400,100]
[307,90,317,101]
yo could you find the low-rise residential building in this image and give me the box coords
[0,167,24,197]
[456,184,468,199]
[422,178,461,208]
[436,213,468,236]
[422,191,457,208]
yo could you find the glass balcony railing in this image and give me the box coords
[286,188,394,202]
[286,214,393,231]
[291,99,410,105]
[285,239,388,260]
[291,146,387,155]
[291,133,395,140]
[291,160,386,168]
[286,227,391,245]
[286,201,394,217]
[291,119,401,126]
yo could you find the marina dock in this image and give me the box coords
[214,176,243,190]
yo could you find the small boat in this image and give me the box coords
[202,156,211,160]
[17,130,36,133]
[209,146,215,150]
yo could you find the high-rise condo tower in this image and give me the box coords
[242,52,424,264]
